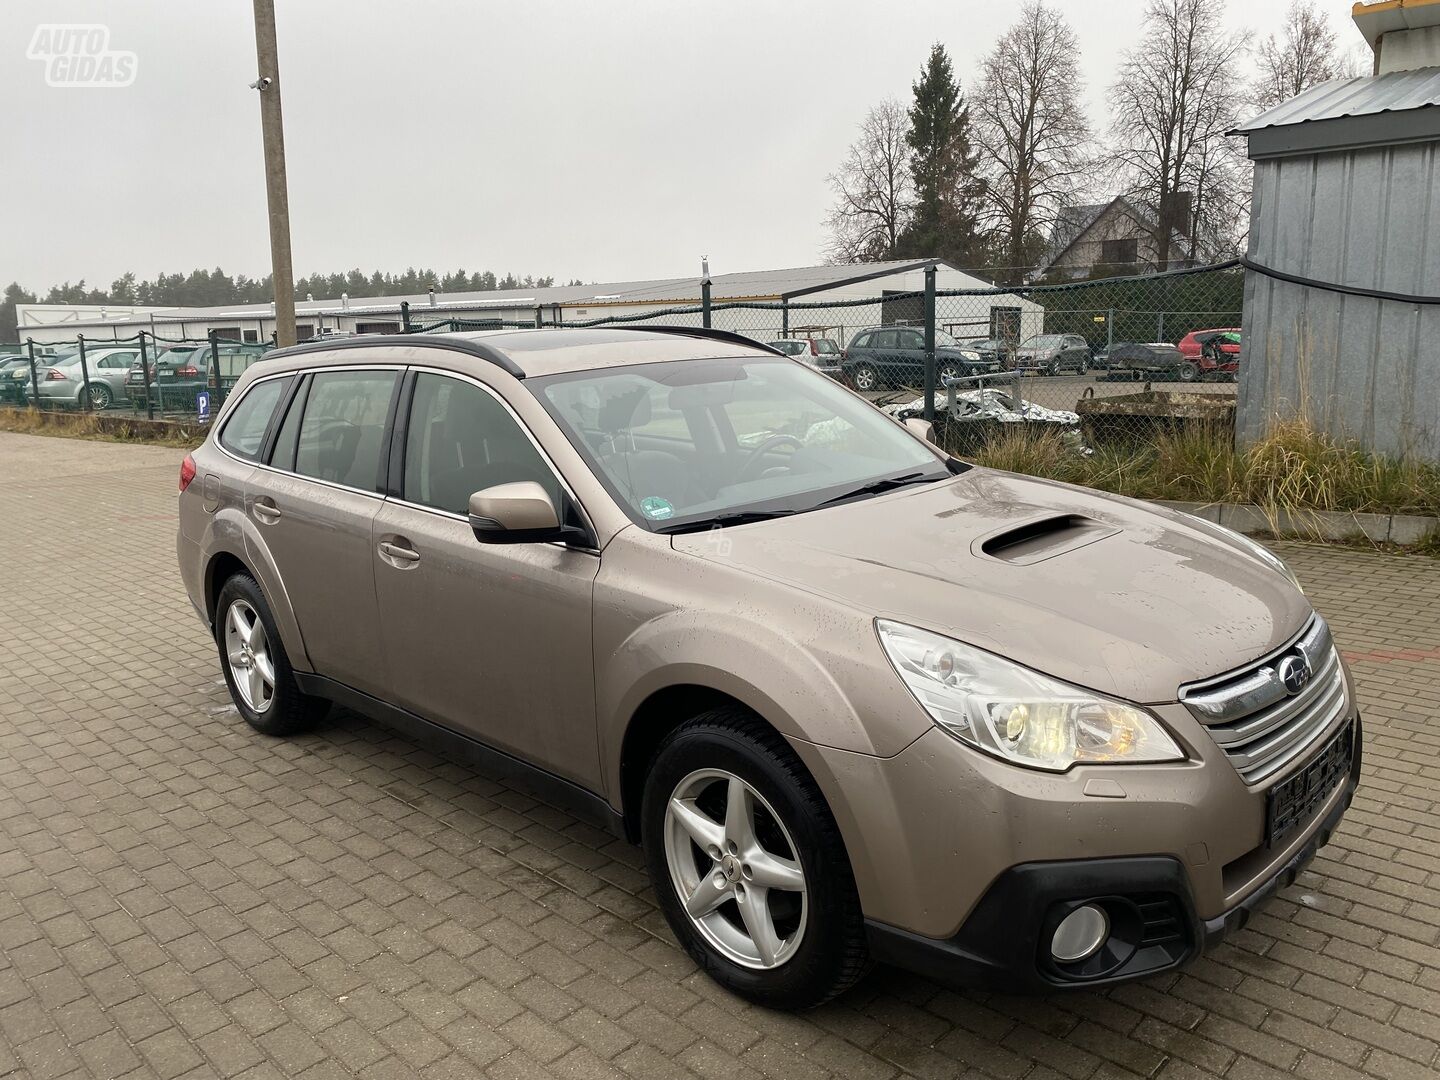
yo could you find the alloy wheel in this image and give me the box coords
[663,769,808,969]
[853,366,877,391]
[88,385,111,409]
[224,599,275,713]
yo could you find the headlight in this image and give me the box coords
[876,621,1185,772]
[958,349,980,361]
[1204,521,1303,593]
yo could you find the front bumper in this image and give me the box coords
[865,716,1362,993]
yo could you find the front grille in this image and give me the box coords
[1180,616,1348,785]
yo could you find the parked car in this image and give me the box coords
[126,341,269,410]
[958,337,1010,367]
[764,338,843,379]
[26,346,142,409]
[1196,330,1241,381]
[1177,328,1241,360]
[0,355,34,404]
[841,326,998,392]
[1013,334,1092,375]
[1107,342,1193,380]
[180,326,1359,1008]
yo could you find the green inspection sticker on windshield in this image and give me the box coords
[640,496,674,520]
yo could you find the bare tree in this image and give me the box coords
[1254,0,1348,109]
[1107,0,1246,268]
[824,99,913,264]
[973,1,1091,281]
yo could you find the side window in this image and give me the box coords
[403,373,558,515]
[873,330,898,349]
[899,330,924,350]
[218,376,291,460]
[295,370,397,491]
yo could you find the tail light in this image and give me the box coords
[44,368,67,380]
[809,340,820,356]
[179,453,197,493]
[175,365,199,377]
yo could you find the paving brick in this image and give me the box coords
[4,433,1440,1079]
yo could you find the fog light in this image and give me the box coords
[1051,904,1110,963]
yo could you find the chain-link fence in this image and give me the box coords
[6,264,1245,459]
[0,330,277,422]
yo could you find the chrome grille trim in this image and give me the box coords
[1180,616,1349,785]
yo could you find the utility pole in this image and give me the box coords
[251,0,296,347]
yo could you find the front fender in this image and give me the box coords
[593,533,934,805]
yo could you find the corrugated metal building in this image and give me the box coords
[1232,0,1440,459]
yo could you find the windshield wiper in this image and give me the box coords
[655,509,797,535]
[817,471,936,507]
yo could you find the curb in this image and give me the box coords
[1157,500,1437,546]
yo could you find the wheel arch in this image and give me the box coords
[202,534,311,672]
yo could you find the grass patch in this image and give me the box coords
[0,406,203,448]
[964,419,1440,518]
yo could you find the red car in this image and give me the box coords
[1177,328,1240,381]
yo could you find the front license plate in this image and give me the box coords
[1267,722,1353,847]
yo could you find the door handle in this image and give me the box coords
[378,540,420,567]
[252,498,281,525]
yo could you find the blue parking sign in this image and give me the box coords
[196,391,211,423]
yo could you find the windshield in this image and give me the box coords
[154,346,202,367]
[813,339,839,355]
[534,357,951,531]
[933,330,966,349]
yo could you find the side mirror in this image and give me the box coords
[903,417,937,444]
[468,481,588,546]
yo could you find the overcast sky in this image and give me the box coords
[4,0,1343,293]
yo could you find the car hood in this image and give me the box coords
[671,470,1311,704]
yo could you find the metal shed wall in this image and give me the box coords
[1239,139,1440,458]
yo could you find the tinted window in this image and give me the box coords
[295,370,397,490]
[219,377,291,460]
[814,339,839,356]
[873,330,898,349]
[403,373,558,515]
[898,330,924,350]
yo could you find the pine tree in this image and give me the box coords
[896,43,989,268]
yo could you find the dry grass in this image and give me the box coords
[0,407,203,448]
[967,419,1440,518]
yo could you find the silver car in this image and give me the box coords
[27,346,142,409]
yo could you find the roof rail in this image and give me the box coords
[263,333,526,378]
[591,324,786,356]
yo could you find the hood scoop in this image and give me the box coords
[974,513,1119,565]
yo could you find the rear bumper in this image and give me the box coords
[866,716,1362,994]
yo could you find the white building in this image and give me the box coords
[15,260,1044,348]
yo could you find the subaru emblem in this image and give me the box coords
[1278,655,1312,695]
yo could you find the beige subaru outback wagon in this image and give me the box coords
[177,327,1360,1008]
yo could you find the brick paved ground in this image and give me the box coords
[1,429,1437,1080]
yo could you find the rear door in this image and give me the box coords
[370,368,602,786]
[894,328,926,385]
[241,366,401,698]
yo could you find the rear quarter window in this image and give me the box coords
[219,376,292,460]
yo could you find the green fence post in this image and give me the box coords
[77,335,91,412]
[702,278,712,329]
[25,340,39,409]
[782,298,789,337]
[208,329,221,411]
[139,332,155,419]
[923,263,937,423]
[401,301,411,333]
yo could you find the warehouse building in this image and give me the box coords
[15,260,1043,349]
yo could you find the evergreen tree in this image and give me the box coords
[896,43,989,268]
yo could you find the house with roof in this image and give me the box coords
[1034,195,1223,281]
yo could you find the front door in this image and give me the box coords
[244,367,399,698]
[371,370,602,788]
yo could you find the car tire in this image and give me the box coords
[641,708,870,1010]
[87,384,112,409]
[850,363,881,393]
[937,362,961,385]
[1047,360,1060,376]
[215,573,327,737]
[1176,362,1199,382]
